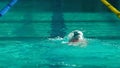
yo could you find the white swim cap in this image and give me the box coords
[73,30,83,36]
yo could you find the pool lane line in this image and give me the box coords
[101,0,120,18]
[50,0,66,38]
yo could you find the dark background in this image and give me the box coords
[2,0,120,12]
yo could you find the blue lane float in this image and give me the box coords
[0,0,18,17]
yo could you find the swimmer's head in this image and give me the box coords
[73,30,83,37]
[68,30,84,40]
[67,30,86,46]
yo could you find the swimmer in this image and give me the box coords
[48,30,87,47]
[67,30,87,46]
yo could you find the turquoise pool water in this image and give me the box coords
[0,38,120,68]
[0,12,120,68]
[1,0,120,67]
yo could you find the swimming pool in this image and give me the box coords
[0,18,120,68]
[1,0,120,68]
